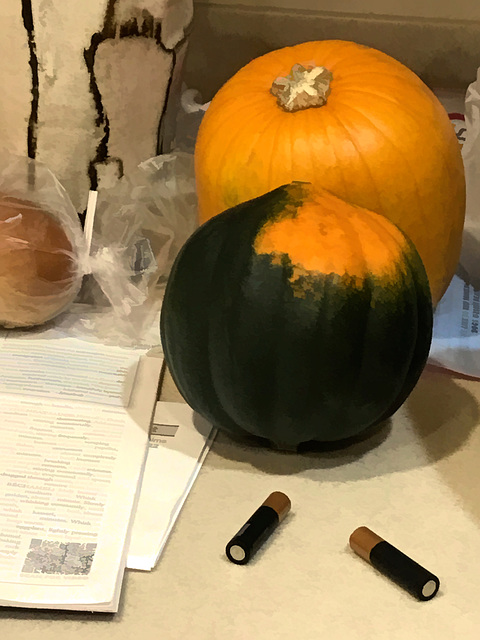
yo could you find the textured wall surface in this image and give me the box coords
[195,0,480,21]
[185,3,480,101]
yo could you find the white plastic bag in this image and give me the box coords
[71,151,198,346]
[429,80,480,377]
[459,68,480,286]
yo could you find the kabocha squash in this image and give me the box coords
[195,39,465,306]
[160,182,433,449]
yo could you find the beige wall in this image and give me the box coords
[196,0,480,21]
[185,2,480,100]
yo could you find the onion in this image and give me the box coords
[0,198,82,328]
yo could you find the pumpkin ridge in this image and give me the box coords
[200,114,261,207]
[244,108,288,185]
[325,106,384,212]
[160,206,251,431]
[372,241,432,424]
[350,271,418,430]
[314,105,353,203]
[286,111,295,178]
[330,96,464,301]
[208,90,269,109]
[291,103,342,184]
[267,41,401,79]
[335,86,461,176]
[333,98,428,225]
[196,124,241,210]
[215,109,291,211]
[332,69,426,85]
[301,107,319,179]
[196,95,276,192]
[265,115,291,194]
[337,86,426,119]
[230,118,282,207]
[204,188,300,435]
[266,42,427,89]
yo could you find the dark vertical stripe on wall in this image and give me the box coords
[83,0,118,190]
[155,16,194,155]
[156,49,176,155]
[21,0,39,159]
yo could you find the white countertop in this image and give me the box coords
[1,363,480,639]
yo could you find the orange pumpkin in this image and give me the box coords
[195,40,465,306]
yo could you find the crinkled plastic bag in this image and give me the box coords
[459,67,480,285]
[0,154,88,328]
[0,93,207,344]
[429,78,480,377]
[173,86,210,152]
[75,151,198,346]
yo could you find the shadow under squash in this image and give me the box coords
[408,365,480,525]
[206,366,480,482]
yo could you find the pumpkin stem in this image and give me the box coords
[271,64,333,112]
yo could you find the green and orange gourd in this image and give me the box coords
[160,183,433,449]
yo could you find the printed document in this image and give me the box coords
[0,333,162,611]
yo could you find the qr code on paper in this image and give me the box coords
[21,539,97,575]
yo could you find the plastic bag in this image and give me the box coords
[459,67,480,286]
[0,154,88,328]
[72,89,204,346]
[173,86,211,152]
[428,81,480,377]
[0,149,197,346]
[71,151,198,347]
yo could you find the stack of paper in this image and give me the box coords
[0,327,216,611]
[0,332,163,611]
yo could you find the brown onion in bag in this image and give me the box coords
[0,156,86,329]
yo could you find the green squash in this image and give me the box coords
[160,182,433,449]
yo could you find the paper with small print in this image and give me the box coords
[429,274,480,377]
[0,398,147,610]
[0,334,162,611]
[0,336,140,406]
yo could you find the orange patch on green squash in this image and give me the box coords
[254,186,408,289]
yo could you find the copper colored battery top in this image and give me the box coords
[262,491,291,523]
[349,526,384,562]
